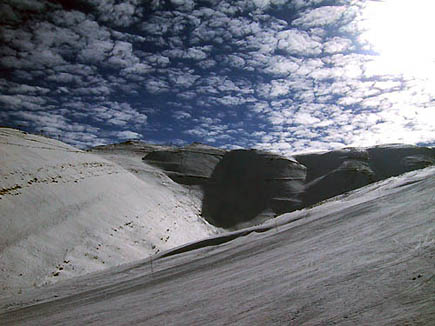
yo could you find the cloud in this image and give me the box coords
[173,111,191,120]
[263,55,300,76]
[94,1,140,27]
[170,0,195,11]
[323,37,353,54]
[78,40,113,64]
[145,77,170,94]
[293,6,347,28]
[168,69,200,88]
[114,130,142,140]
[89,102,148,127]
[107,41,139,68]
[0,0,433,153]
[257,79,294,99]
[5,83,50,95]
[0,94,48,111]
[163,47,209,61]
[120,63,153,81]
[276,29,322,56]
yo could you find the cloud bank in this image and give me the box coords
[0,0,434,153]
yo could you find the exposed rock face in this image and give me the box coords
[367,144,435,179]
[295,144,435,206]
[201,150,306,228]
[295,148,376,206]
[139,143,434,228]
[143,143,225,185]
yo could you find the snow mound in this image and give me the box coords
[0,128,218,296]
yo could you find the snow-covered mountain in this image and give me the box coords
[1,162,434,325]
[1,128,434,325]
[0,128,218,296]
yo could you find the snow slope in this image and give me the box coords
[0,128,218,296]
[1,165,434,325]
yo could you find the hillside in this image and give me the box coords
[1,128,434,325]
[0,128,218,296]
[1,165,434,325]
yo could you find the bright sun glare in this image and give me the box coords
[361,0,435,81]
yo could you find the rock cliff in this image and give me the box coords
[201,150,306,228]
[295,144,435,206]
[143,143,225,185]
[142,143,434,228]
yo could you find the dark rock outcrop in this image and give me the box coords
[296,144,435,207]
[143,143,225,185]
[295,148,376,206]
[366,144,435,179]
[138,142,433,229]
[201,150,306,228]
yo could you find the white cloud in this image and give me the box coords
[114,130,142,140]
[214,95,252,106]
[263,56,300,76]
[6,0,46,12]
[121,63,153,80]
[257,79,293,99]
[184,127,209,137]
[78,40,114,64]
[46,72,83,84]
[228,18,261,38]
[176,91,197,100]
[97,1,139,27]
[7,84,50,95]
[163,47,209,61]
[107,41,139,68]
[145,78,170,94]
[51,8,86,27]
[168,69,200,88]
[0,94,47,111]
[293,112,320,125]
[0,95,24,108]
[170,0,195,11]
[173,111,191,120]
[0,0,433,153]
[225,55,246,69]
[276,29,322,56]
[75,18,109,39]
[33,22,80,49]
[293,6,347,28]
[139,53,170,67]
[323,37,353,54]
[92,102,148,127]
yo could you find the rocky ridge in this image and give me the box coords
[92,141,435,229]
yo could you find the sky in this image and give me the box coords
[0,0,434,154]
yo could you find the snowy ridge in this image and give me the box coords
[0,128,218,296]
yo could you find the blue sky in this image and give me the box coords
[0,0,434,154]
